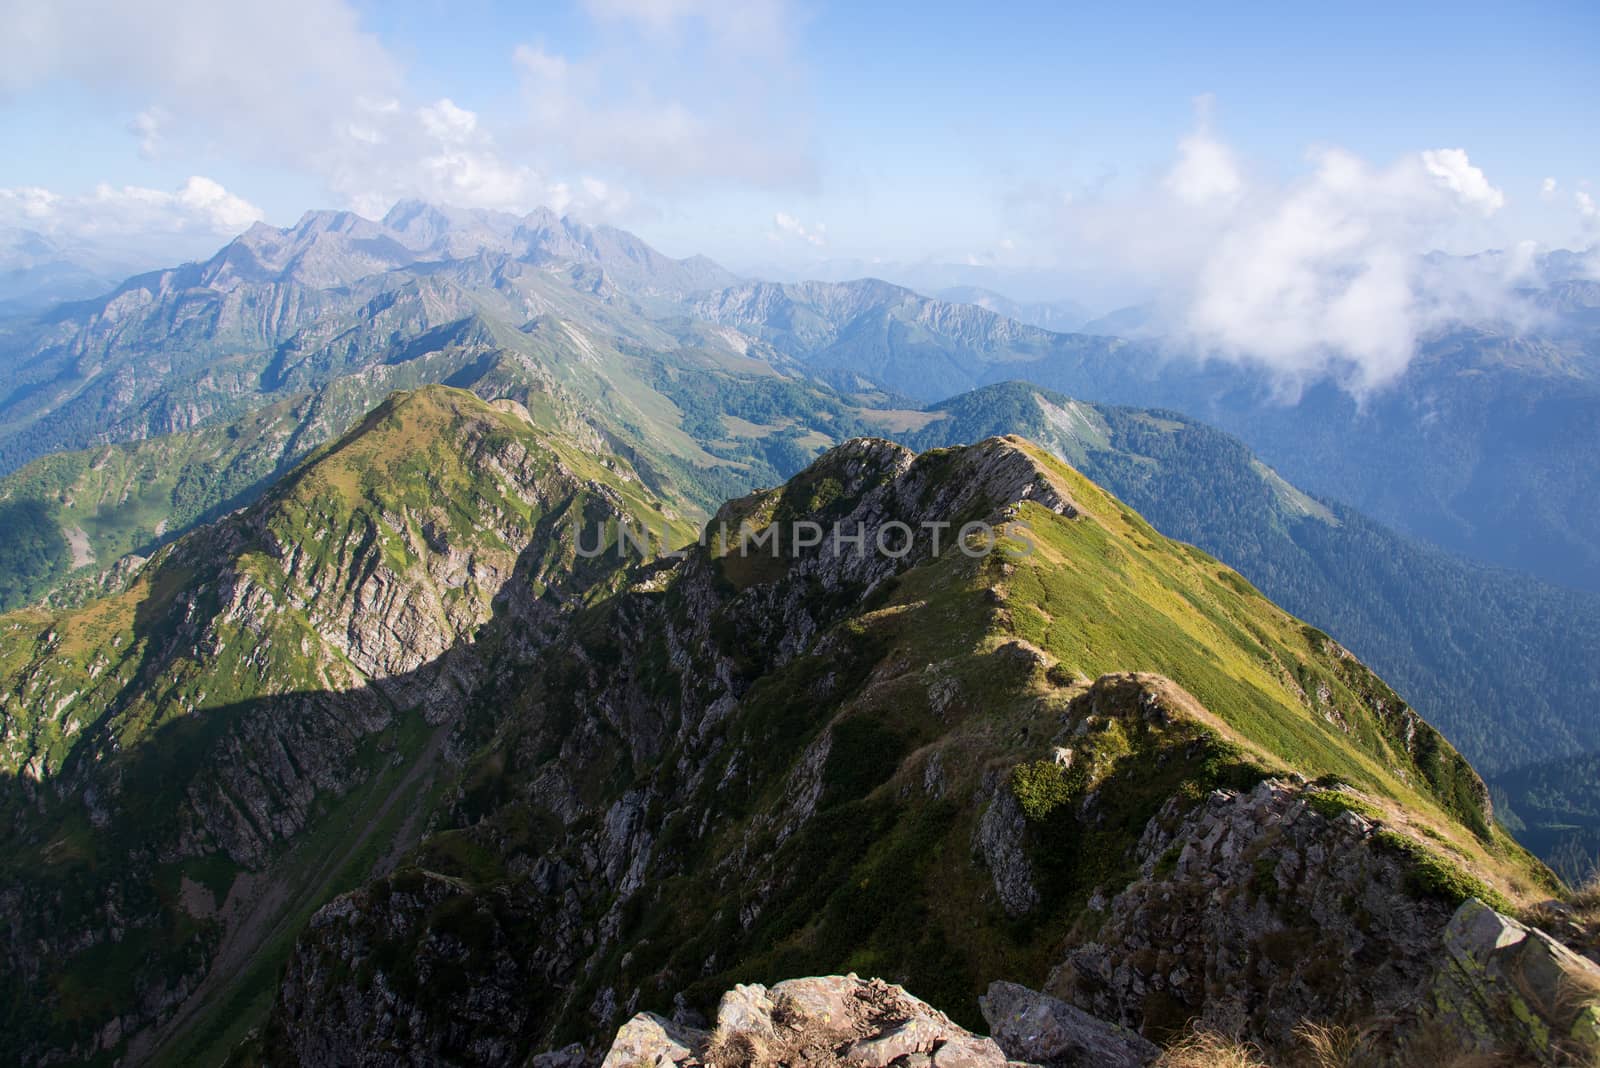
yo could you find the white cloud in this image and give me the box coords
[1542,177,1559,198]
[1164,97,1243,207]
[166,176,265,231]
[0,176,264,262]
[128,107,169,159]
[2,0,809,226]
[1579,191,1597,219]
[417,99,479,144]
[1018,110,1526,392]
[324,97,633,221]
[1420,148,1505,215]
[771,211,825,246]
[1187,147,1515,389]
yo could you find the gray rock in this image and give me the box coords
[845,1018,945,1067]
[769,974,862,1034]
[715,982,775,1039]
[979,981,1156,1067]
[600,1012,708,1068]
[928,1033,1010,1068]
[627,975,1011,1068]
[973,781,1040,918]
[1427,897,1600,1064]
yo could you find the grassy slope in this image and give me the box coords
[381,436,1552,1050]
[680,443,1550,1013]
[0,386,687,1065]
[910,381,1600,780]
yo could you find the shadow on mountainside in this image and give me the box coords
[0,499,72,609]
[0,518,619,1067]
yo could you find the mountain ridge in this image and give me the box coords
[253,417,1552,1065]
[2,201,1599,874]
[0,385,1577,1065]
[0,385,685,1065]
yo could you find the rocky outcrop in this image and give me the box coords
[599,975,1013,1068]
[978,982,1156,1067]
[1427,898,1600,1063]
[1055,779,1455,1056]
[972,777,1039,918]
[1050,777,1600,1065]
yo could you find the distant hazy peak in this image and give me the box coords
[93,199,739,298]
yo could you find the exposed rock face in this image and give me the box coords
[0,388,674,1066]
[1429,898,1600,1063]
[978,981,1156,1067]
[1055,780,1454,1057]
[599,975,1013,1068]
[973,777,1039,918]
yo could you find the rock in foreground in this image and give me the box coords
[600,975,1025,1068]
[978,982,1157,1067]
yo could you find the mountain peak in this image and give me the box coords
[256,400,1547,1067]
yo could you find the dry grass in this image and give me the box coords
[1158,1012,1595,1068]
[1558,963,1600,1011]
[1389,1016,1527,1068]
[703,1028,768,1068]
[1294,1021,1365,1068]
[1573,869,1600,908]
[1521,868,1600,962]
[1571,869,1600,938]
[1154,1028,1270,1068]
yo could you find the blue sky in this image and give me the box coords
[1,0,1596,284]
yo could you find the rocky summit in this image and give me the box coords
[1,387,1595,1067]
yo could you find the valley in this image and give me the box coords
[0,204,1597,1067]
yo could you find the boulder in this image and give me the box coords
[603,975,1019,1068]
[1427,898,1600,1064]
[600,1012,708,1068]
[978,981,1157,1067]
[716,983,776,1039]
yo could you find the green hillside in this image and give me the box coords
[260,431,1553,1063]
[0,386,686,1066]
[910,381,1600,777]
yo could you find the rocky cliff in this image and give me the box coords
[2,393,1586,1065]
[0,386,682,1065]
[251,433,1566,1065]
[588,940,1600,1068]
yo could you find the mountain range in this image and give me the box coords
[689,266,1600,595]
[0,384,1571,1065]
[0,227,146,316]
[2,203,1600,1064]
[2,207,1596,779]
